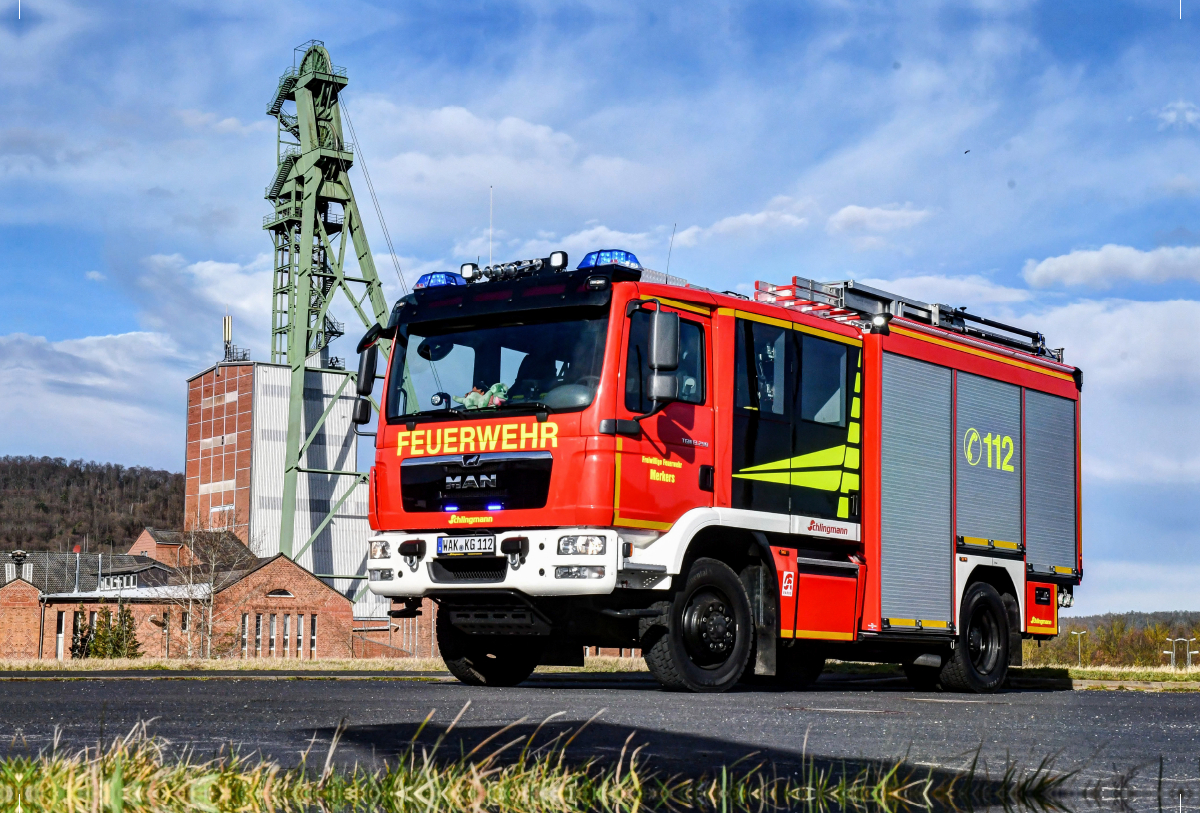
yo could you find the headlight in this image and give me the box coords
[369,540,390,559]
[555,566,605,579]
[368,569,394,581]
[558,535,606,555]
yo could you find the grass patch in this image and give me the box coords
[1015,665,1200,682]
[0,706,1075,812]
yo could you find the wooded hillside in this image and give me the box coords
[0,456,183,553]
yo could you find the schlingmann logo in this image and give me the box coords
[448,515,494,525]
[963,427,982,466]
[807,519,849,536]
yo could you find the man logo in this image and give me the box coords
[445,474,497,490]
[462,454,481,467]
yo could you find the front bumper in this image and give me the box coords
[366,527,649,597]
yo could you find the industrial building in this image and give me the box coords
[184,360,387,620]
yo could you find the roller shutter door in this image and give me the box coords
[880,353,952,625]
[955,373,1022,550]
[1025,390,1078,574]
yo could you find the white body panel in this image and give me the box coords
[367,507,860,598]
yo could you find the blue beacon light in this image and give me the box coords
[577,249,641,270]
[414,272,465,289]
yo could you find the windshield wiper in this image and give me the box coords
[496,401,556,413]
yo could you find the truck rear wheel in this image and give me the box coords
[436,611,540,687]
[641,558,753,693]
[939,582,1009,693]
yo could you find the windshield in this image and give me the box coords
[386,309,609,420]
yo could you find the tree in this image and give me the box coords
[88,604,113,658]
[70,604,91,659]
[164,525,260,659]
[112,603,142,659]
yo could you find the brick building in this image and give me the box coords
[0,545,424,661]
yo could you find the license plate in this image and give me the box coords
[437,535,496,556]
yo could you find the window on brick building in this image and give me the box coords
[181,611,189,632]
[282,614,291,657]
[240,614,248,658]
[296,614,304,658]
[254,614,262,656]
[267,589,293,598]
[310,615,317,657]
[269,614,277,657]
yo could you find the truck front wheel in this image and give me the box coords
[939,582,1009,693]
[436,612,541,687]
[641,558,753,693]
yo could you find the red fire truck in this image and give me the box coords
[353,249,1081,693]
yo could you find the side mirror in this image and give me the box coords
[648,371,679,402]
[351,396,372,425]
[356,344,378,396]
[648,309,679,371]
[647,309,680,404]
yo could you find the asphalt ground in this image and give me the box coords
[3,670,1199,799]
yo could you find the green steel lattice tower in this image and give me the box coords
[263,40,390,558]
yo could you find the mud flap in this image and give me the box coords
[1003,593,1023,666]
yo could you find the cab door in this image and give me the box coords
[614,303,714,529]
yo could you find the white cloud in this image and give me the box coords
[826,203,931,234]
[1023,244,1200,288]
[86,270,106,282]
[1026,299,1200,485]
[0,332,194,470]
[674,197,810,248]
[1157,100,1200,130]
[857,274,1030,306]
[175,110,270,136]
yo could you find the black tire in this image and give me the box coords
[436,611,541,687]
[903,663,941,691]
[775,644,825,690]
[939,582,1009,693]
[641,558,754,693]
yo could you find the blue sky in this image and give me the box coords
[2,0,1198,613]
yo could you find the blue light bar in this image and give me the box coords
[577,249,641,270]
[443,504,458,512]
[486,503,503,511]
[415,272,465,289]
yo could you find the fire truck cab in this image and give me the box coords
[355,250,1081,693]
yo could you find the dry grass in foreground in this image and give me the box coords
[0,706,1074,813]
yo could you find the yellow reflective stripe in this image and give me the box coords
[1053,565,1075,574]
[640,294,711,316]
[715,307,736,317]
[854,371,861,394]
[732,470,843,490]
[884,618,948,629]
[848,422,861,443]
[922,620,950,629]
[837,496,849,518]
[840,472,859,492]
[959,536,990,547]
[739,445,846,472]
[886,617,918,627]
[992,539,1021,551]
[850,397,861,419]
[844,447,860,470]
[732,309,862,346]
[779,628,795,639]
[795,629,855,641]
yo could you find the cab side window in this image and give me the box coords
[799,335,847,426]
[625,311,706,413]
[734,320,790,418]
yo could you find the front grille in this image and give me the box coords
[429,556,508,584]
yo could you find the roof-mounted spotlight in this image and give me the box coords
[869,313,892,336]
[548,250,569,271]
[460,263,482,282]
